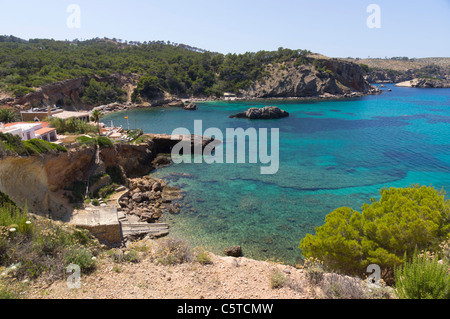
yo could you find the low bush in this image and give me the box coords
[0,132,28,156]
[320,273,369,299]
[96,136,113,148]
[153,238,193,266]
[23,139,67,155]
[1,201,99,283]
[394,251,449,299]
[64,247,97,274]
[75,135,114,149]
[49,117,97,135]
[194,246,213,265]
[75,136,96,147]
[303,257,325,285]
[0,133,66,156]
[107,248,140,264]
[269,269,287,289]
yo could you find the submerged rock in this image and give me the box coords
[229,106,289,119]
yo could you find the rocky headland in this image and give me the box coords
[239,59,379,99]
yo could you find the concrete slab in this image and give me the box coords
[70,206,122,246]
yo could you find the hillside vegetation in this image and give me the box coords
[0,35,313,100]
[0,132,67,157]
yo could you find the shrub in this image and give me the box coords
[303,257,325,285]
[0,191,16,208]
[75,136,96,147]
[96,136,113,148]
[107,248,125,263]
[0,108,19,123]
[1,210,99,285]
[0,133,66,156]
[49,117,97,135]
[0,132,28,155]
[299,185,450,282]
[0,204,33,237]
[394,251,449,299]
[92,199,100,207]
[269,269,287,289]
[75,136,113,148]
[23,139,67,155]
[64,247,97,274]
[124,250,140,263]
[107,248,140,264]
[106,166,125,185]
[320,273,369,299]
[195,246,213,265]
[153,238,193,266]
[11,85,34,98]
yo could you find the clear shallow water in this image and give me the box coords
[103,84,450,265]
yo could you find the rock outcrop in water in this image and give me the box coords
[229,106,289,119]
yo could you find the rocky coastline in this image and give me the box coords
[118,175,184,225]
[92,89,381,116]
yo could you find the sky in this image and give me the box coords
[0,0,449,58]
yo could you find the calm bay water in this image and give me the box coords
[103,84,450,265]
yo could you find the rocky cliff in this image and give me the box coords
[0,134,213,221]
[0,141,156,220]
[365,69,414,84]
[240,59,378,99]
[3,73,139,111]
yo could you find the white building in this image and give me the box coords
[0,122,57,142]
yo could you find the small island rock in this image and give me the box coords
[229,106,289,119]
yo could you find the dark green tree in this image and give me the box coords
[299,185,450,281]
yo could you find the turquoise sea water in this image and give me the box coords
[103,84,450,265]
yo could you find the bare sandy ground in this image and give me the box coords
[24,251,315,300]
